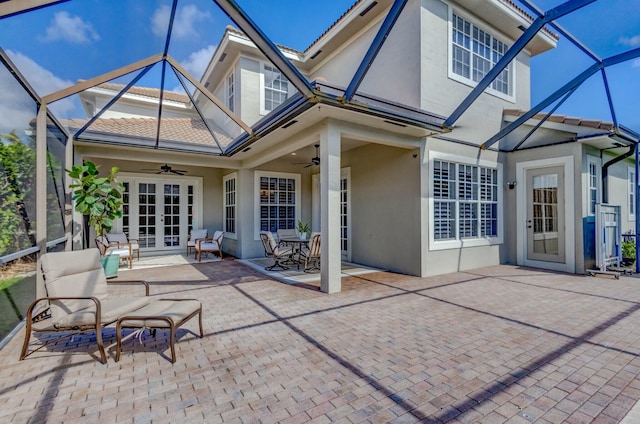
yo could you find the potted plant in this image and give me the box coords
[66,161,125,276]
[296,219,311,240]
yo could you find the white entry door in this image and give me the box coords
[120,177,202,251]
[516,157,575,273]
[526,166,565,263]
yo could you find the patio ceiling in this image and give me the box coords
[0,0,639,157]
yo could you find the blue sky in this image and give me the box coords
[0,0,638,135]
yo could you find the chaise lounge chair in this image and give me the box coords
[20,249,150,363]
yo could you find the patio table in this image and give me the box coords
[280,237,309,269]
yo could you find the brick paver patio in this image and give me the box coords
[2,260,640,423]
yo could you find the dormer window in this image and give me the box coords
[450,12,513,99]
[227,72,234,113]
[261,63,289,114]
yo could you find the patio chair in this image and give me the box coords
[186,229,208,256]
[299,232,321,272]
[106,232,140,261]
[277,228,298,245]
[20,248,150,364]
[196,230,224,262]
[95,235,134,269]
[259,231,294,271]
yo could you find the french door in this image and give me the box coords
[312,167,351,261]
[120,177,201,251]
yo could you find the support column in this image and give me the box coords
[36,104,47,299]
[320,121,341,293]
[64,132,73,251]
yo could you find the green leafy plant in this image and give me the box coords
[296,219,310,235]
[66,161,124,237]
[622,239,636,260]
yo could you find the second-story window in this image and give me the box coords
[263,64,289,113]
[227,72,234,113]
[451,13,512,97]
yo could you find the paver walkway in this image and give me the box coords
[2,260,640,423]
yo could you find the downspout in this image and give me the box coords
[602,145,635,203]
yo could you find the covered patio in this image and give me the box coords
[2,262,640,422]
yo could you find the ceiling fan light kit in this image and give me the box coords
[293,144,320,168]
[141,164,187,175]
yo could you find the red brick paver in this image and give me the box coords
[2,262,640,423]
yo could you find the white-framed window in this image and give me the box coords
[226,71,235,113]
[429,152,503,250]
[260,63,289,115]
[254,171,300,239]
[587,156,600,216]
[223,172,237,239]
[449,11,514,100]
[629,167,636,221]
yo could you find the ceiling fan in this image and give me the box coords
[294,144,320,168]
[142,164,187,175]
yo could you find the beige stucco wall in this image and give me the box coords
[603,153,636,234]
[420,0,532,145]
[239,56,262,126]
[234,158,315,260]
[341,143,423,276]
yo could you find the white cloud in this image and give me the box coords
[0,51,77,133]
[181,45,216,80]
[41,11,100,44]
[8,50,74,96]
[620,34,640,47]
[151,4,211,39]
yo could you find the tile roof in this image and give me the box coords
[97,82,191,104]
[504,109,614,131]
[303,0,558,53]
[64,116,233,149]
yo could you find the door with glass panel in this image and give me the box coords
[122,179,196,250]
[311,168,351,261]
[526,166,565,263]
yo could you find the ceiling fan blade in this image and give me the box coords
[171,170,186,175]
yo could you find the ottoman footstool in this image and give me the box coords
[115,299,203,363]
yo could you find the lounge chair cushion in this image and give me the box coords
[118,299,201,328]
[54,296,151,327]
[41,249,109,322]
[188,229,208,245]
[106,232,128,244]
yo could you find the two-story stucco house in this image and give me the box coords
[69,0,639,292]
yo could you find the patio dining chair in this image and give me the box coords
[187,229,208,256]
[195,230,224,262]
[95,235,134,269]
[277,228,298,246]
[259,231,294,271]
[299,232,321,272]
[106,232,140,262]
[20,248,150,364]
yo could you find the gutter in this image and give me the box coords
[602,129,639,203]
[224,81,447,156]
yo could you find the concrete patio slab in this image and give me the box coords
[2,261,640,423]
